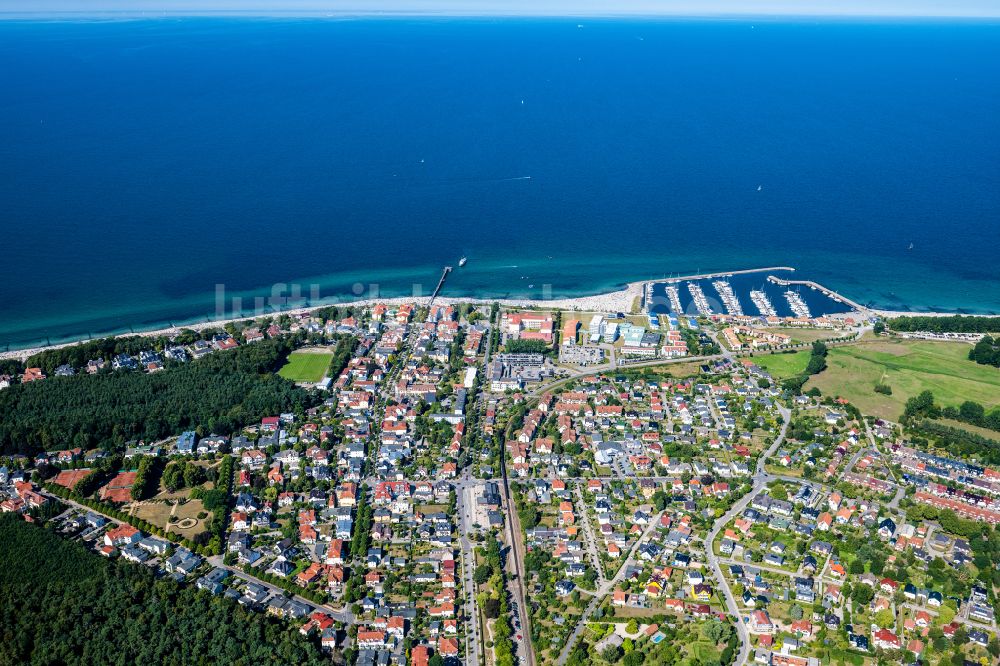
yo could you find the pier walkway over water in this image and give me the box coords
[766,275,867,311]
[659,265,796,282]
[429,266,452,304]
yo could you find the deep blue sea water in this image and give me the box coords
[1,17,999,349]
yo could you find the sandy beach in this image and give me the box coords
[3,272,997,363]
[0,281,644,362]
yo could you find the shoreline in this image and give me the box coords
[1,268,997,361]
[0,281,642,361]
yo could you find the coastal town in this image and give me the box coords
[3,0,998,664]
[3,277,1000,666]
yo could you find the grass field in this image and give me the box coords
[751,350,811,378]
[642,360,710,379]
[687,642,721,663]
[805,340,1000,420]
[932,418,1000,441]
[131,498,211,540]
[278,350,333,383]
[770,327,843,344]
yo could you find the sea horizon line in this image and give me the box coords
[2,0,1000,20]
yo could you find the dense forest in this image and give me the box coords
[23,336,169,375]
[0,340,315,455]
[886,315,1000,333]
[0,514,329,666]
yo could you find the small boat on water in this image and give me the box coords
[458,256,467,267]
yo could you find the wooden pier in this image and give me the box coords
[429,266,452,304]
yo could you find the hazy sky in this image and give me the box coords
[2,0,999,17]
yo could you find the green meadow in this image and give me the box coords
[806,340,1000,420]
[277,351,333,383]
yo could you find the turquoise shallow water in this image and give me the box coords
[0,18,998,349]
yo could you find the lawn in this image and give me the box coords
[131,497,211,540]
[770,327,843,344]
[610,606,665,619]
[805,339,1000,420]
[278,350,334,383]
[687,641,721,663]
[751,350,811,378]
[659,361,710,378]
[932,418,1000,441]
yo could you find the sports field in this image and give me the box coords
[805,340,1000,420]
[277,351,333,383]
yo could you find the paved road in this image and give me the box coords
[858,418,909,513]
[573,484,608,587]
[556,506,667,666]
[716,557,804,580]
[704,404,790,666]
[523,323,868,403]
[455,479,483,666]
[528,352,727,398]
[47,491,354,624]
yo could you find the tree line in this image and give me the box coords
[503,338,551,355]
[19,336,164,375]
[887,315,1000,333]
[904,390,1000,435]
[197,455,235,555]
[129,455,157,500]
[910,420,1000,466]
[0,340,315,456]
[327,335,359,379]
[0,514,329,666]
[781,341,829,394]
[970,335,1000,368]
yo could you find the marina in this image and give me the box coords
[712,280,744,316]
[687,282,714,316]
[749,289,777,317]
[648,268,855,319]
[767,274,866,311]
[783,289,812,319]
[664,284,684,314]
